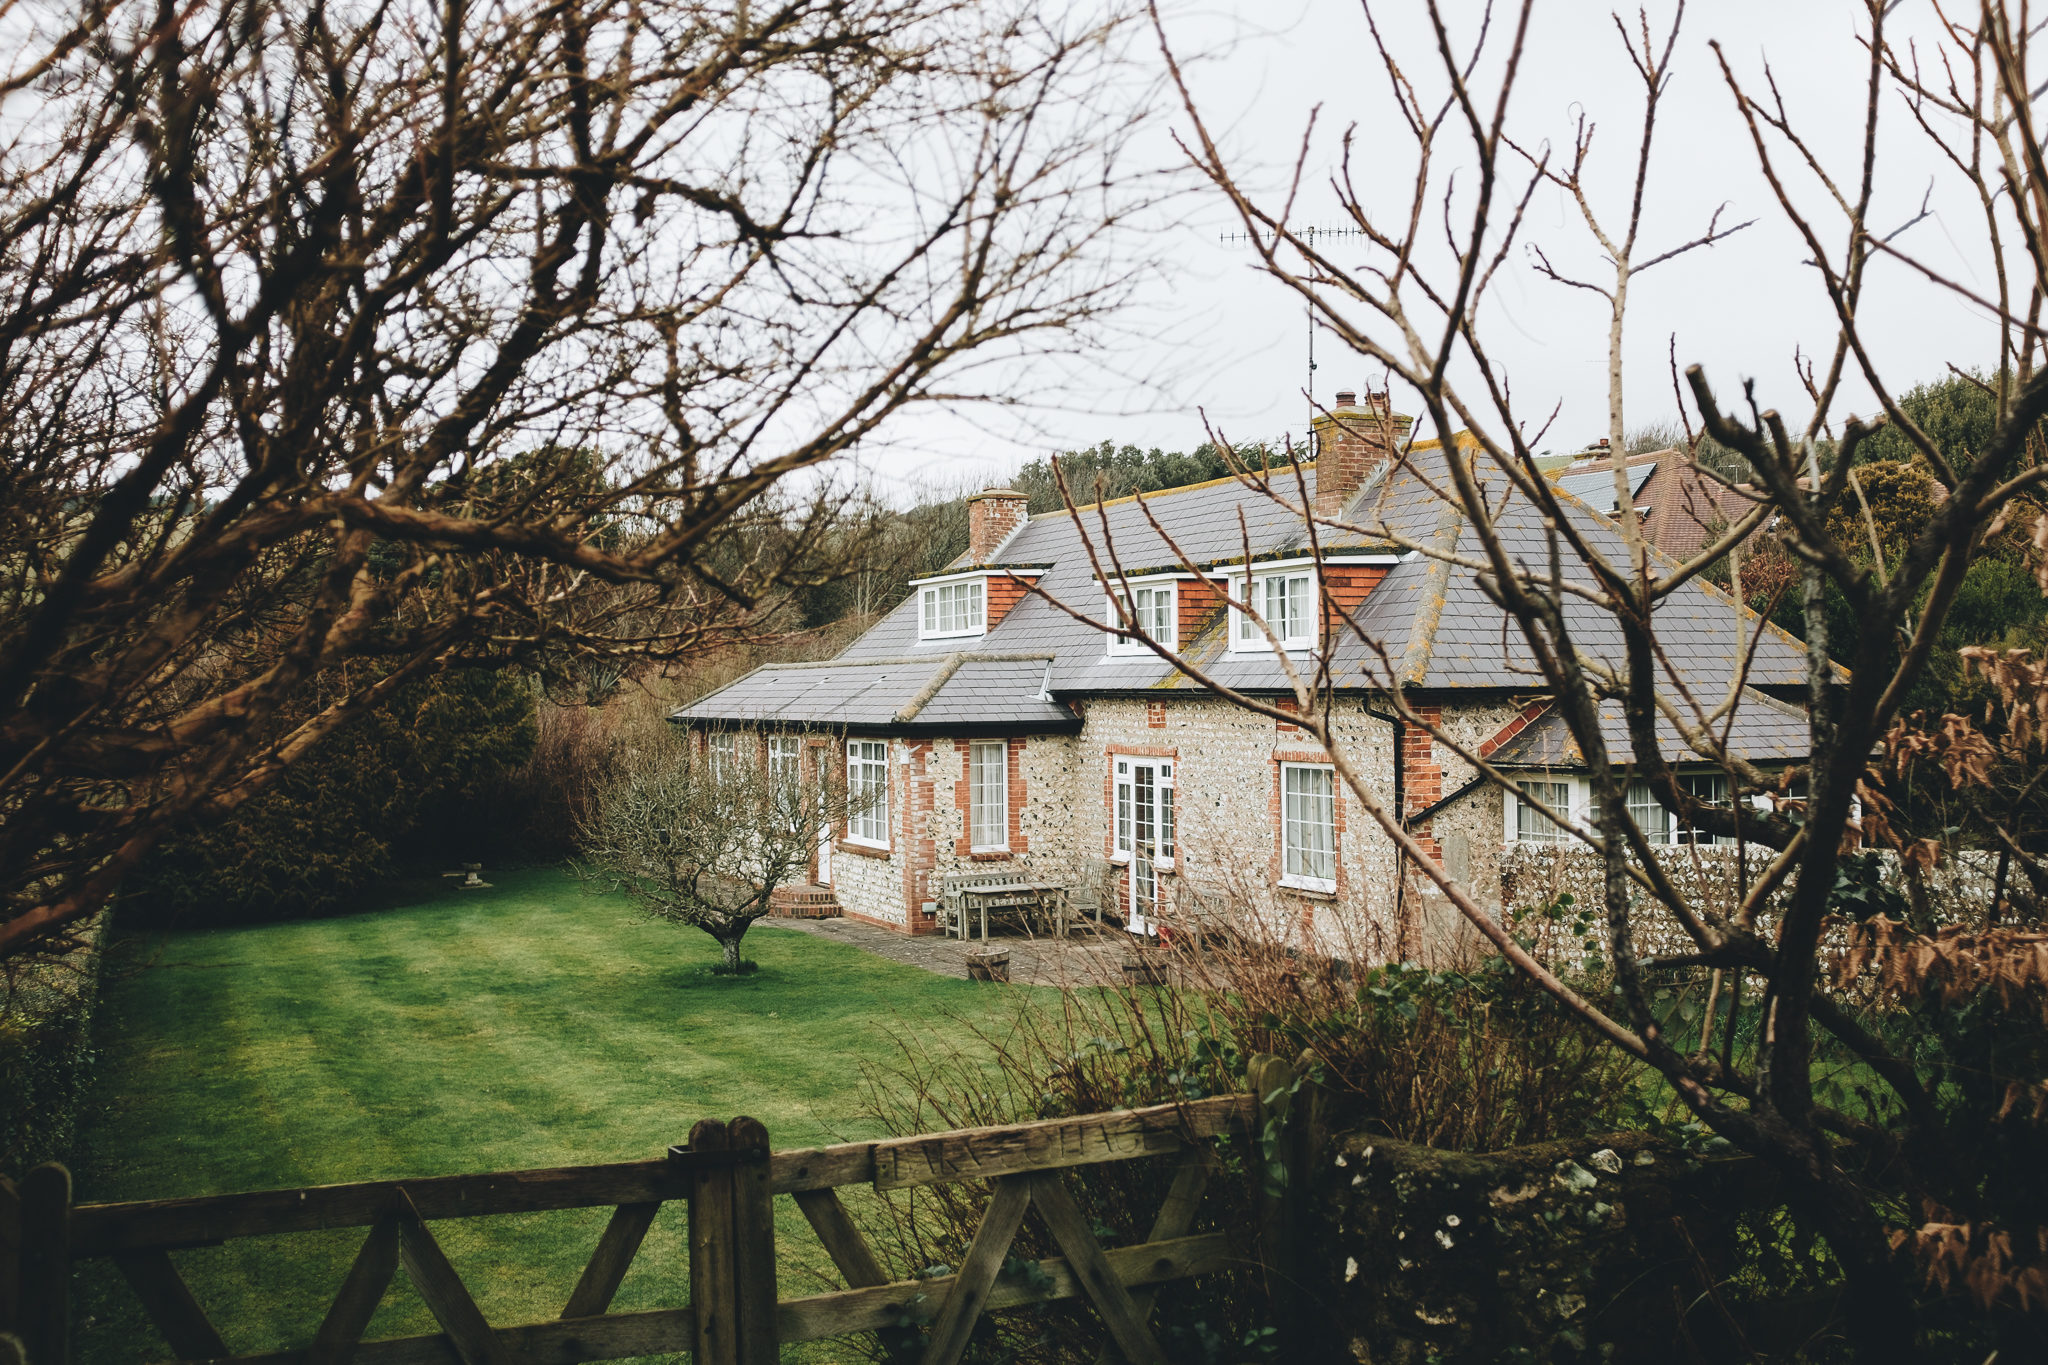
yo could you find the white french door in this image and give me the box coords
[1113,757,1175,935]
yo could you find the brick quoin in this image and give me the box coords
[900,741,941,933]
[1146,701,1166,729]
[1404,704,1445,863]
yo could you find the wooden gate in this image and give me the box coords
[0,1090,1277,1365]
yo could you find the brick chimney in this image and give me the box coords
[1312,390,1411,519]
[967,486,1029,561]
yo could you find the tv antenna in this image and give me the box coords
[1219,225,1366,455]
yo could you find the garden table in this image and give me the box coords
[956,880,1065,943]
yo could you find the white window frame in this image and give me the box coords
[917,575,986,641]
[1105,580,1177,655]
[1674,772,1737,847]
[1505,776,1580,844]
[969,740,1009,852]
[1279,762,1338,892]
[847,740,890,848]
[767,735,801,789]
[1504,774,1745,848]
[708,731,738,779]
[1111,756,1176,868]
[1223,569,1317,653]
[1625,779,1672,845]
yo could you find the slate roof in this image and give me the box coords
[669,653,1076,733]
[1555,462,1656,511]
[676,447,1817,741]
[1487,690,1814,768]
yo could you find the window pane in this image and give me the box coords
[1141,587,1171,640]
[1626,781,1669,844]
[1282,765,1336,882]
[1516,779,1570,842]
[970,741,1006,848]
[1115,768,1131,853]
[1676,772,1730,845]
[1134,766,1156,855]
[849,741,889,844]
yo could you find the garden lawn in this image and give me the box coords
[73,867,1054,1364]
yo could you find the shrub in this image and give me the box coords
[855,982,1276,1365]
[848,898,1643,1363]
[129,669,535,923]
[0,921,106,1178]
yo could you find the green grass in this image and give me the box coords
[74,867,1053,1363]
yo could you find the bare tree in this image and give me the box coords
[578,727,860,971]
[1021,1,2048,1353]
[0,0,1154,965]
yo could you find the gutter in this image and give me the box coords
[1403,772,1488,830]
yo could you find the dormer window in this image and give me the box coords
[919,577,985,640]
[1226,568,1316,652]
[1106,580,1177,655]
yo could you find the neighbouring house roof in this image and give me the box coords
[1487,690,1814,769]
[676,446,1815,740]
[1548,448,1753,559]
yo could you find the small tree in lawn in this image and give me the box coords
[581,729,858,973]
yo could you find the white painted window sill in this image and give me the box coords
[1279,875,1336,896]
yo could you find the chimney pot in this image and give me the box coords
[1334,389,1357,409]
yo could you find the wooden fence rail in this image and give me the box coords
[0,1077,1300,1365]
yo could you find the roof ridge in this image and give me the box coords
[1035,461,1320,521]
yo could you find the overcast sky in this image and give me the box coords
[860,1,2004,493]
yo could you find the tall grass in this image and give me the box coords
[845,894,1642,1362]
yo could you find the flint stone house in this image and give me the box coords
[675,392,1814,943]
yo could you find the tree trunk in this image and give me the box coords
[719,926,746,973]
[1789,1153,1921,1361]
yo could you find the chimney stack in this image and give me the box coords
[967,486,1029,561]
[1313,389,1411,519]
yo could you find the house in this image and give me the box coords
[1546,441,1751,558]
[673,392,1814,946]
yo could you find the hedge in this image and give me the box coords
[0,917,107,1180]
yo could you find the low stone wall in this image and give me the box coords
[0,916,107,1178]
[1311,1127,1778,1363]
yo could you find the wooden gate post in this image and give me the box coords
[687,1121,737,1365]
[1,1176,19,1340]
[19,1165,71,1365]
[1248,1055,1304,1352]
[726,1117,775,1365]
